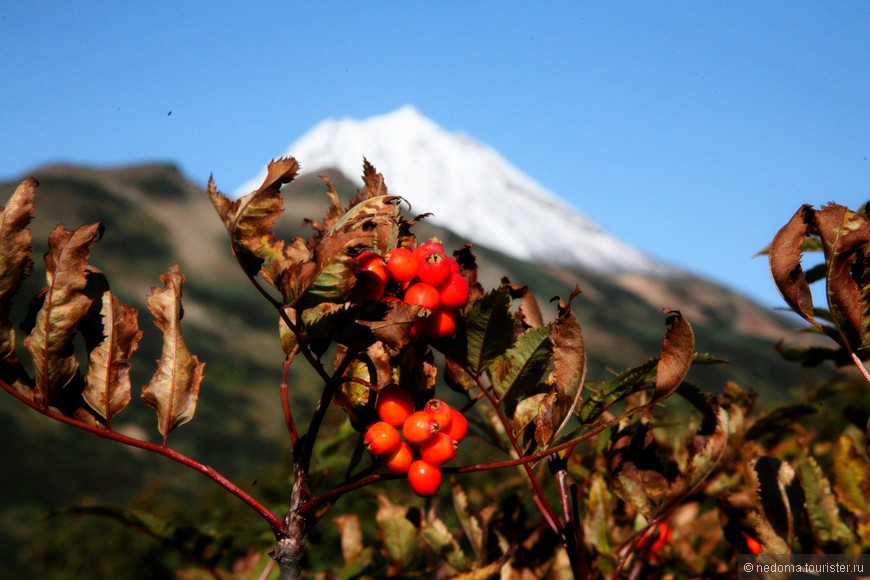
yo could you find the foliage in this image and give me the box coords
[0,161,867,579]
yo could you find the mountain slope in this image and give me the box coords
[237,106,674,276]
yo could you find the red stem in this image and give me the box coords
[0,379,286,537]
[468,370,562,535]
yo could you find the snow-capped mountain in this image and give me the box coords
[237,106,673,275]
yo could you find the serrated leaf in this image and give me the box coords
[814,203,870,351]
[548,289,586,443]
[141,265,205,441]
[576,359,658,426]
[465,287,513,376]
[0,178,36,361]
[451,480,485,565]
[751,456,807,551]
[80,270,142,424]
[655,308,694,401]
[797,454,855,549]
[610,394,729,520]
[832,434,870,520]
[768,204,819,327]
[583,473,614,555]
[279,194,401,307]
[490,323,552,403]
[24,223,102,405]
[376,494,419,574]
[207,157,298,276]
[420,505,472,572]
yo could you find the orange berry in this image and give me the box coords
[442,408,468,442]
[407,460,442,497]
[383,441,414,474]
[385,247,418,283]
[403,410,439,445]
[419,433,458,466]
[363,421,401,456]
[424,398,453,430]
[376,385,414,427]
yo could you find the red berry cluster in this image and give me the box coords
[363,385,468,497]
[351,239,470,339]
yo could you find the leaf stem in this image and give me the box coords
[466,366,562,535]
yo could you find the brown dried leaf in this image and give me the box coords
[654,308,694,401]
[81,271,142,423]
[207,157,299,276]
[814,203,870,349]
[350,158,389,205]
[279,195,401,307]
[548,287,586,443]
[503,279,544,328]
[332,514,364,565]
[769,205,819,326]
[0,178,36,361]
[356,301,421,350]
[141,265,205,441]
[318,175,346,233]
[24,223,102,404]
[610,392,729,519]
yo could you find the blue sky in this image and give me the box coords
[1,2,867,309]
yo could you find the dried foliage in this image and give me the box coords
[0,162,867,579]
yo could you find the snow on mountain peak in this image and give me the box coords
[236,106,672,275]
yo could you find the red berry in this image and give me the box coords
[414,239,444,261]
[403,410,439,445]
[419,433,458,466]
[404,282,440,311]
[376,385,415,427]
[437,271,469,310]
[385,248,418,283]
[351,252,389,303]
[383,441,414,474]
[741,531,762,555]
[424,398,453,430]
[442,408,468,442]
[417,252,452,286]
[407,460,443,497]
[414,309,455,339]
[363,421,401,456]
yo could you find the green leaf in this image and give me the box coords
[832,435,870,522]
[797,454,856,550]
[376,494,419,573]
[490,323,552,403]
[465,287,513,376]
[576,359,657,426]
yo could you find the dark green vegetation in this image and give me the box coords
[0,162,812,577]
